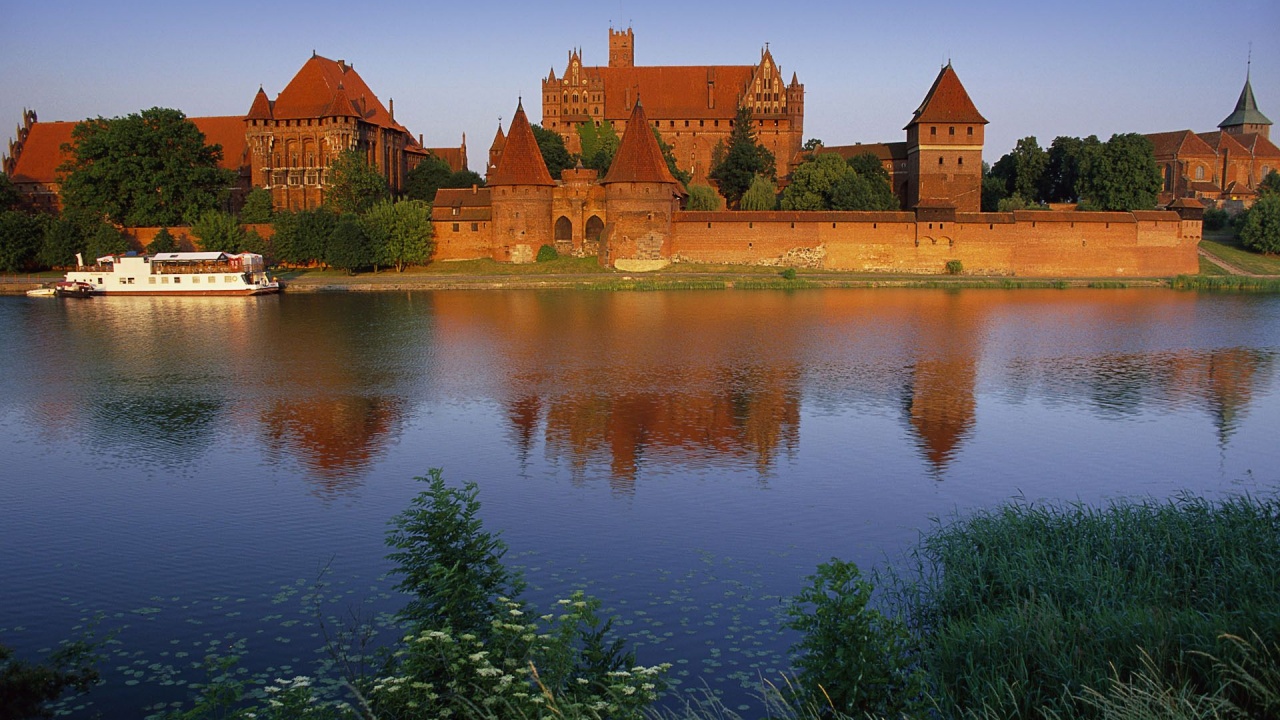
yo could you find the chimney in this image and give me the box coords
[389,98,394,121]
[419,133,423,145]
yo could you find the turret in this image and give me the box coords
[1219,69,1272,140]
[904,63,987,213]
[487,101,554,263]
[600,100,681,267]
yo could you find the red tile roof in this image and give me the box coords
[581,65,756,121]
[427,146,469,172]
[816,142,908,163]
[603,100,678,185]
[1147,130,1216,158]
[486,102,554,186]
[906,63,987,128]
[1231,132,1280,158]
[10,116,247,184]
[247,87,273,120]
[1196,130,1251,156]
[271,55,404,131]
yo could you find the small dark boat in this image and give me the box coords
[53,280,96,298]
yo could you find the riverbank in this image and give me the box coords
[4,237,1277,295]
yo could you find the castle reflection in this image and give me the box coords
[11,290,1275,491]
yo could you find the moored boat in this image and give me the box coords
[54,280,96,298]
[65,251,280,296]
[25,284,57,297]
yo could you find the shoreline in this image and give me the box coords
[0,271,1184,296]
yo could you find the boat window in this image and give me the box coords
[149,277,156,284]
[192,276,200,283]
[174,277,181,283]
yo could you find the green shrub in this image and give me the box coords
[780,267,797,280]
[785,559,925,717]
[1203,207,1229,232]
[536,244,559,262]
[945,259,963,275]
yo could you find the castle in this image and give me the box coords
[435,62,1201,277]
[1145,71,1278,210]
[3,54,468,213]
[539,28,804,184]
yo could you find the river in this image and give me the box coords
[2,288,1278,716]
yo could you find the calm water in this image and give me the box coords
[2,289,1279,716]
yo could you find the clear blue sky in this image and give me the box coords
[2,0,1276,167]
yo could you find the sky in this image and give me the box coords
[2,0,1277,168]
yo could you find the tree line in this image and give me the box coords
[0,108,437,274]
[982,133,1164,212]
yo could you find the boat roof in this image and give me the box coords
[151,252,231,261]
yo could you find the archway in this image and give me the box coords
[555,216,572,242]
[585,215,604,242]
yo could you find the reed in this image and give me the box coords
[1172,275,1280,292]
[897,495,1280,719]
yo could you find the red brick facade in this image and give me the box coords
[541,28,804,184]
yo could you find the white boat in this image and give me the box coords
[65,252,280,296]
[26,285,56,297]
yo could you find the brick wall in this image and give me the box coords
[671,210,1198,277]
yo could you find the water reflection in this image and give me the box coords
[4,290,1276,491]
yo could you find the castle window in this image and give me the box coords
[930,126,936,136]
[967,127,974,136]
[684,120,689,127]
[471,223,478,231]
[1195,165,1205,180]
[452,207,459,215]
[452,223,459,232]
[938,157,944,165]
[958,157,963,166]
[949,126,955,135]
[670,120,675,127]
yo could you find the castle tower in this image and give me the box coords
[609,27,634,68]
[600,99,681,267]
[487,120,506,175]
[904,63,987,213]
[1219,69,1272,140]
[487,100,555,263]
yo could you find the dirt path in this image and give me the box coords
[1197,247,1260,277]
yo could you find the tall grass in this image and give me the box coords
[1172,275,1280,292]
[897,495,1280,719]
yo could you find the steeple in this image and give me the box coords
[1219,68,1272,138]
[487,101,554,186]
[247,86,273,120]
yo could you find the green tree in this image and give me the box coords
[39,216,85,268]
[981,161,1008,212]
[652,128,691,186]
[785,560,924,718]
[145,227,179,254]
[362,199,434,272]
[1077,133,1162,211]
[386,469,526,638]
[709,106,776,208]
[685,184,723,211]
[271,208,335,266]
[240,228,269,258]
[802,137,824,152]
[58,107,233,227]
[530,124,575,178]
[1240,194,1280,254]
[0,173,20,211]
[577,121,620,173]
[237,187,274,224]
[0,210,45,271]
[837,153,899,210]
[1041,135,1100,203]
[0,641,100,720]
[780,152,849,210]
[191,209,245,253]
[991,136,1048,204]
[739,174,778,211]
[85,222,128,261]
[403,155,453,202]
[442,168,484,189]
[324,149,389,215]
[1258,169,1280,198]
[325,213,370,274]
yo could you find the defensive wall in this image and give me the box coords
[666,209,1201,277]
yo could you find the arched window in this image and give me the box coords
[1195,165,1205,180]
[555,216,572,242]
[1164,164,1174,191]
[585,215,604,242]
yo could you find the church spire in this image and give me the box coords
[1218,68,1272,133]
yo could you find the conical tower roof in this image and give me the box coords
[906,63,987,128]
[487,101,554,186]
[1219,73,1272,129]
[603,99,679,185]
[247,87,273,120]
